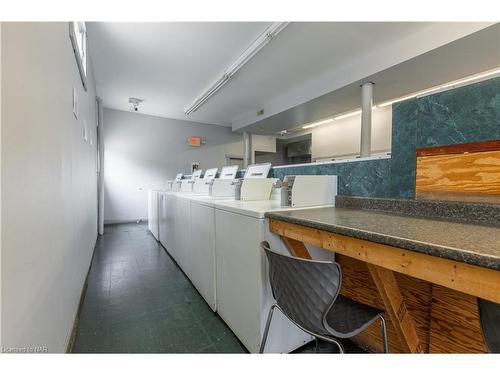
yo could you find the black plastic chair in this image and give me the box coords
[478,299,500,353]
[260,241,388,353]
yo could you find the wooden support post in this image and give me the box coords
[281,237,312,259]
[367,264,424,353]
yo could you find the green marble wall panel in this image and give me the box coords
[270,158,391,197]
[417,76,500,147]
[389,99,418,199]
[388,76,500,198]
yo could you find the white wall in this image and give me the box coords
[252,134,276,153]
[102,109,244,223]
[311,105,392,160]
[1,23,98,352]
[0,21,3,347]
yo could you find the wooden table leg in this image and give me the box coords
[281,237,312,259]
[367,264,425,353]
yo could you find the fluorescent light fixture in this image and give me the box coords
[302,106,378,129]
[334,109,362,120]
[302,118,334,129]
[184,22,289,115]
[378,87,443,107]
[379,67,500,107]
[378,95,417,107]
[440,67,500,89]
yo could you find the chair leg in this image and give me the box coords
[314,334,343,354]
[379,315,389,354]
[259,304,277,353]
[323,336,344,354]
[315,337,320,353]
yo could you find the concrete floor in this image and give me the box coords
[72,223,364,353]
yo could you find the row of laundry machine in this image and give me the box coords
[147,163,338,353]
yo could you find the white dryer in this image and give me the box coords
[213,178,337,353]
[147,189,161,241]
[188,165,239,311]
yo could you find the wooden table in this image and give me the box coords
[269,218,500,353]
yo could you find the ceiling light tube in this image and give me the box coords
[226,22,289,78]
[378,95,414,107]
[184,22,289,115]
[185,75,230,115]
[379,86,445,107]
[378,67,500,108]
[302,118,334,129]
[440,67,500,89]
[334,109,362,120]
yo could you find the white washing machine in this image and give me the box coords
[158,173,185,259]
[147,189,161,241]
[189,195,237,311]
[158,191,167,245]
[158,172,185,259]
[148,190,154,233]
[159,190,177,257]
[187,165,240,310]
[213,184,337,353]
[165,170,203,273]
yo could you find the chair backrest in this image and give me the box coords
[261,241,342,336]
[478,298,500,353]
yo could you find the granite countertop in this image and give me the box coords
[265,205,500,271]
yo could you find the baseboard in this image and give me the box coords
[103,218,148,225]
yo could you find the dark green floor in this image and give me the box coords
[72,223,364,353]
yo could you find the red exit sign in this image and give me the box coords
[187,136,202,147]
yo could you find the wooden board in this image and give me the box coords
[416,149,500,196]
[336,255,433,353]
[281,237,312,259]
[416,140,500,157]
[338,255,486,353]
[270,219,500,304]
[429,285,487,353]
[367,264,424,353]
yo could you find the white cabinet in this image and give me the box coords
[190,201,217,311]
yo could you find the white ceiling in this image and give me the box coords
[87,22,269,125]
[88,22,495,129]
[246,22,500,135]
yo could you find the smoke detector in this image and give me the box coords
[129,97,144,112]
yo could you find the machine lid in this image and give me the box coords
[219,165,239,179]
[203,168,218,180]
[214,199,283,219]
[191,169,203,180]
[244,163,272,179]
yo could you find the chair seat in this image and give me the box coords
[325,295,383,338]
[478,299,500,353]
